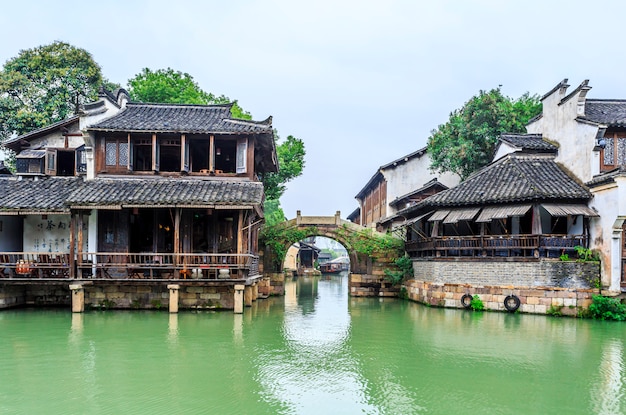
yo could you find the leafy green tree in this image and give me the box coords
[0,41,104,142]
[127,68,251,119]
[263,199,286,227]
[427,88,542,180]
[259,134,306,201]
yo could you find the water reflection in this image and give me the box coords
[257,272,378,414]
[592,338,625,415]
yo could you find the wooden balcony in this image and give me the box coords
[406,234,588,258]
[0,252,259,280]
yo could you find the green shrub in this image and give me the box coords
[470,295,484,311]
[559,253,569,261]
[384,254,414,285]
[588,295,626,321]
[574,246,599,262]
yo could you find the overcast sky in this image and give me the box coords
[2,0,626,218]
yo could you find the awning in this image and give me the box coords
[428,209,450,222]
[16,149,45,159]
[392,211,434,230]
[476,204,532,223]
[443,207,481,224]
[542,204,599,217]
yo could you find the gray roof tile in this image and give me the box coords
[425,154,591,207]
[67,177,264,207]
[0,176,83,212]
[499,133,557,152]
[89,103,273,134]
[582,100,626,127]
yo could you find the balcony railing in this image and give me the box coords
[405,234,588,258]
[0,252,260,280]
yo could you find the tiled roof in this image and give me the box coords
[582,100,626,127]
[67,177,264,207]
[89,103,273,134]
[424,154,591,207]
[0,176,83,213]
[499,133,557,152]
[586,166,626,188]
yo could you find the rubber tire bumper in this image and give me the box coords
[504,295,521,312]
[460,294,473,309]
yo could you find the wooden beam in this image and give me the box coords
[180,134,186,172]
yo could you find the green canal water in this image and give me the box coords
[1,273,625,415]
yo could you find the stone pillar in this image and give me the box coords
[234,284,245,314]
[168,284,180,313]
[69,284,85,313]
[244,285,253,307]
[252,282,258,301]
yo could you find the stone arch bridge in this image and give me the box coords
[261,211,403,297]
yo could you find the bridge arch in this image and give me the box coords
[261,211,404,297]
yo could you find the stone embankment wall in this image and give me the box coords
[408,259,601,315]
[0,284,70,308]
[0,278,271,311]
[405,280,596,316]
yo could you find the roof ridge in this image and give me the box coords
[126,102,233,109]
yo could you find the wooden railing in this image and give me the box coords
[406,234,588,258]
[0,252,259,280]
[0,252,71,278]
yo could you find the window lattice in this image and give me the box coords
[106,142,117,166]
[604,137,615,165]
[618,138,626,165]
[119,143,128,166]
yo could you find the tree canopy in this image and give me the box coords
[127,68,251,119]
[427,88,542,180]
[0,41,104,142]
[259,134,306,201]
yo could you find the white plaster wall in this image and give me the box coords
[79,98,123,130]
[24,215,72,253]
[589,181,624,291]
[526,91,598,182]
[492,142,518,162]
[382,152,459,217]
[0,216,23,251]
[23,215,89,253]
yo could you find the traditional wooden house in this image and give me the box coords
[354,147,459,229]
[0,88,277,282]
[402,140,598,261]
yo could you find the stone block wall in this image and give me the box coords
[83,284,235,310]
[413,258,600,289]
[405,280,597,316]
[0,286,26,308]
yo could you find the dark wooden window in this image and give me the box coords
[601,132,626,172]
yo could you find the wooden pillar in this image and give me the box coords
[69,213,76,279]
[209,134,215,172]
[151,133,158,171]
[234,284,244,314]
[70,284,84,313]
[168,284,180,313]
[174,208,181,277]
[77,212,84,278]
[180,134,186,172]
[237,211,244,255]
